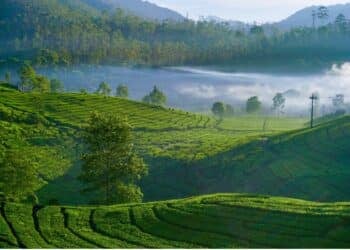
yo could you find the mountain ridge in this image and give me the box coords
[275,3,350,30]
[79,0,185,21]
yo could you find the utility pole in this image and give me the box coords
[310,93,318,128]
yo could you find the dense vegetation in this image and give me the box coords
[0,83,308,204]
[3,81,349,204]
[3,80,349,204]
[1,0,350,68]
[2,193,350,248]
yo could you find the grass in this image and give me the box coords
[143,115,350,202]
[2,85,350,204]
[0,85,309,205]
[1,193,350,248]
[218,116,306,132]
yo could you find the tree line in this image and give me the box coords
[1,1,350,68]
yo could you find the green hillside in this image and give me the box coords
[150,116,350,202]
[1,193,350,248]
[2,84,350,205]
[0,84,306,205]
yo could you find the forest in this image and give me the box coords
[1,0,350,67]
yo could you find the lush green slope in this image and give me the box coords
[150,116,350,202]
[1,193,350,248]
[1,85,281,204]
[3,84,350,205]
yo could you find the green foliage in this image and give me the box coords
[1,0,350,67]
[79,112,148,204]
[272,93,286,115]
[50,79,64,93]
[0,149,38,202]
[18,64,51,93]
[116,84,129,98]
[246,96,262,114]
[142,86,167,106]
[211,102,225,118]
[95,82,111,96]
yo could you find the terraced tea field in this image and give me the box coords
[0,85,308,204]
[141,116,350,202]
[0,87,215,130]
[1,194,350,248]
[4,85,349,205]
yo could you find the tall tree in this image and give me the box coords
[335,14,347,32]
[272,93,286,116]
[142,86,167,106]
[79,112,148,204]
[332,94,345,110]
[317,6,329,26]
[116,84,129,98]
[96,82,112,96]
[211,102,225,118]
[246,96,262,114]
[18,64,36,92]
[18,64,50,93]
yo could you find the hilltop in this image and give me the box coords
[1,193,350,248]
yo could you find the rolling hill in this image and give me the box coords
[275,3,350,30]
[80,0,185,21]
[1,193,350,248]
[143,115,350,202]
[2,84,350,205]
[0,84,307,205]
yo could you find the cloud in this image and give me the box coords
[177,84,218,98]
[175,62,350,113]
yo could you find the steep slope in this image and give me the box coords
[147,116,350,202]
[275,3,350,30]
[80,0,184,21]
[1,193,350,248]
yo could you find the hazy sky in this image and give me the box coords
[148,0,350,23]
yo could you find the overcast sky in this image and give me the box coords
[148,0,350,23]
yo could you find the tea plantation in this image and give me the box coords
[2,193,350,248]
[0,85,307,204]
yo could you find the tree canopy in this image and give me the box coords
[143,86,167,106]
[211,102,225,118]
[272,93,286,116]
[116,84,129,98]
[96,82,112,96]
[2,0,350,68]
[79,112,148,204]
[246,96,262,114]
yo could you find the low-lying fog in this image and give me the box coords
[4,63,350,115]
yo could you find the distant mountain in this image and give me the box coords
[80,0,184,21]
[275,3,350,30]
